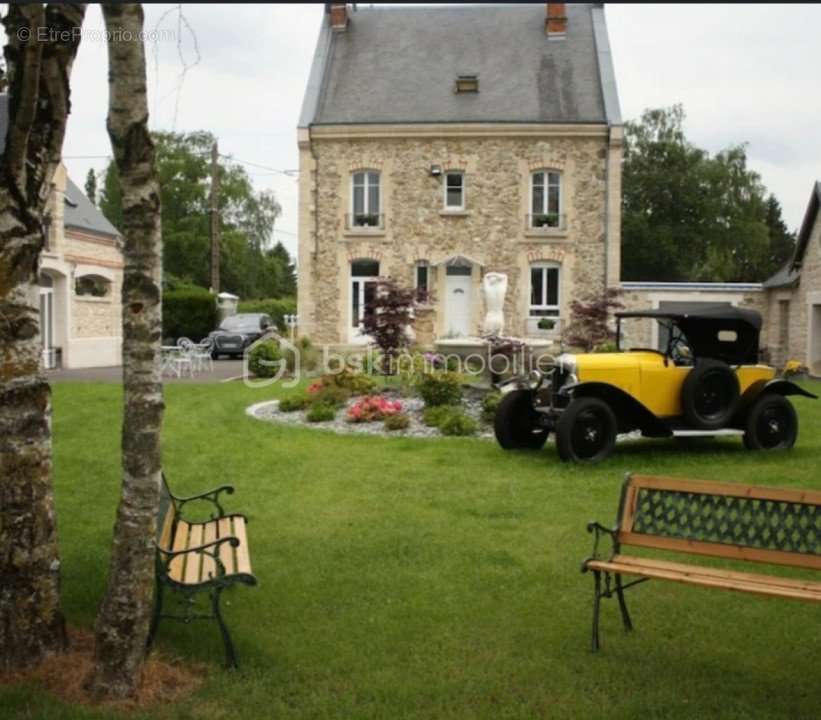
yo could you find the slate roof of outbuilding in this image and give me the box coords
[300,3,621,127]
[763,182,821,289]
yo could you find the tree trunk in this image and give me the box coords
[87,4,163,700]
[0,3,86,673]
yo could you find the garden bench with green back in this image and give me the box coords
[149,473,257,668]
[582,473,821,651]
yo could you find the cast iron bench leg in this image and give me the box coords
[212,587,238,669]
[147,583,164,652]
[615,574,633,632]
[591,570,602,652]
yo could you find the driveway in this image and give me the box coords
[48,359,246,383]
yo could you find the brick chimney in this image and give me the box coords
[328,3,349,32]
[545,3,567,39]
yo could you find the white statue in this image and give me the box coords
[482,272,508,336]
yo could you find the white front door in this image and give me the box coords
[350,276,379,343]
[445,273,472,337]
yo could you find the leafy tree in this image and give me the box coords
[563,289,624,352]
[764,194,796,270]
[622,105,793,282]
[99,131,293,299]
[361,278,420,374]
[98,160,123,231]
[84,168,97,205]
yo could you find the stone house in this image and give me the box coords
[38,162,123,369]
[762,182,821,373]
[297,2,622,347]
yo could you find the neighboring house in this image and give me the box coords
[297,2,623,346]
[39,163,123,369]
[762,182,821,373]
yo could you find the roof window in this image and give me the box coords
[455,74,478,94]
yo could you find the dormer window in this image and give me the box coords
[455,74,478,93]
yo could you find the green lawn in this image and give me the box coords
[4,379,821,719]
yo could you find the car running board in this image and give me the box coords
[671,429,745,438]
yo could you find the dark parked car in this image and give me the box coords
[208,313,273,359]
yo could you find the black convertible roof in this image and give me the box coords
[616,304,762,331]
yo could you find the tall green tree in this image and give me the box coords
[622,105,793,282]
[84,167,97,205]
[764,194,796,271]
[98,131,294,299]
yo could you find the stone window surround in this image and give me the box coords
[443,170,465,211]
[342,159,390,238]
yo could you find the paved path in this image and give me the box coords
[48,359,245,383]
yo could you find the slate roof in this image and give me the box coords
[64,177,120,238]
[763,181,821,289]
[300,3,620,127]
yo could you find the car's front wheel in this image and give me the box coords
[556,397,617,463]
[493,390,549,450]
[743,394,797,451]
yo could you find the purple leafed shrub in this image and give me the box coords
[563,289,624,352]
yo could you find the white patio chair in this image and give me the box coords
[192,336,214,373]
[174,338,197,377]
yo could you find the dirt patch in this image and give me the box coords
[0,627,206,711]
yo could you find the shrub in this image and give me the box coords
[306,402,336,423]
[592,341,619,353]
[383,413,411,432]
[318,368,378,397]
[439,410,478,437]
[422,405,453,427]
[278,393,310,412]
[481,392,502,423]
[237,297,296,331]
[346,395,402,423]
[416,371,462,407]
[309,384,349,408]
[162,286,217,342]
[360,278,421,374]
[280,335,320,375]
[248,340,283,378]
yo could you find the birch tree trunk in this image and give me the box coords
[0,3,85,673]
[87,4,163,700]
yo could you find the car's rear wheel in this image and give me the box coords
[681,359,740,430]
[493,390,549,450]
[743,394,797,451]
[556,397,617,463]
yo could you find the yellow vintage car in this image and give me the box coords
[494,305,816,463]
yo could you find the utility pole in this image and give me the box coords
[209,139,220,293]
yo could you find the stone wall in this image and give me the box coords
[299,129,620,347]
[786,212,821,372]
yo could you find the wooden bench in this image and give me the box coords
[148,474,256,668]
[582,473,821,651]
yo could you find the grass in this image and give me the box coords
[3,378,821,719]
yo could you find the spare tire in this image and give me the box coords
[681,359,740,430]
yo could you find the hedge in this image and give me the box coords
[237,297,296,331]
[162,286,218,342]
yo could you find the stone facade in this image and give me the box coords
[38,164,123,369]
[298,126,622,348]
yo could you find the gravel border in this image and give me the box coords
[246,388,497,440]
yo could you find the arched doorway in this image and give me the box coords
[349,259,380,343]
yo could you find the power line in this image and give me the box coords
[220,154,299,177]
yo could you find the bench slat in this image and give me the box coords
[217,516,236,575]
[588,557,821,602]
[168,520,190,582]
[233,517,253,576]
[201,521,218,582]
[608,555,821,593]
[184,524,203,584]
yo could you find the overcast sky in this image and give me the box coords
[63,3,821,260]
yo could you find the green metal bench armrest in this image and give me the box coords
[582,521,619,570]
[173,485,235,518]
